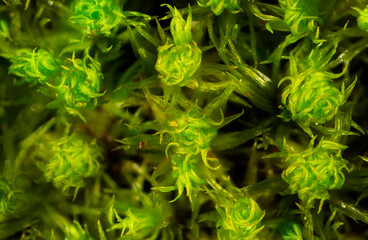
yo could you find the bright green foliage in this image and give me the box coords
[354,5,368,31]
[8,49,61,85]
[280,43,352,134]
[154,107,219,202]
[216,197,264,240]
[155,42,202,86]
[110,206,165,239]
[281,138,347,204]
[55,53,104,109]
[282,72,344,125]
[155,5,202,86]
[165,4,193,45]
[280,0,322,36]
[165,107,219,169]
[198,0,241,16]
[69,0,122,36]
[43,134,101,191]
[2,0,368,239]
[170,154,205,202]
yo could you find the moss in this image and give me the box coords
[1,0,368,239]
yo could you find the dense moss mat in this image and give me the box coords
[1,0,368,239]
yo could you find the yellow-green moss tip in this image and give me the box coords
[55,53,104,109]
[43,135,102,191]
[155,43,202,86]
[216,197,264,240]
[9,49,61,85]
[69,0,122,36]
[281,139,347,204]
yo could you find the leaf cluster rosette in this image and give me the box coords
[216,197,264,240]
[54,53,105,109]
[281,71,344,126]
[110,207,164,239]
[69,0,122,36]
[156,42,202,87]
[124,88,243,203]
[280,0,322,36]
[153,106,221,202]
[279,42,355,135]
[7,48,105,116]
[155,5,202,87]
[8,48,61,85]
[109,195,168,239]
[276,138,348,205]
[159,154,205,203]
[165,107,218,161]
[42,134,102,191]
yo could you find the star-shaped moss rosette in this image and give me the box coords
[109,205,166,239]
[108,193,170,239]
[215,197,264,240]
[69,0,122,36]
[169,154,205,202]
[152,105,243,202]
[120,90,242,202]
[52,52,105,110]
[156,42,202,87]
[41,134,102,192]
[6,48,105,121]
[279,42,356,135]
[164,107,220,165]
[153,153,206,203]
[267,137,348,206]
[203,181,265,240]
[144,105,224,202]
[280,0,322,36]
[155,4,202,87]
[8,48,61,85]
[253,0,335,66]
